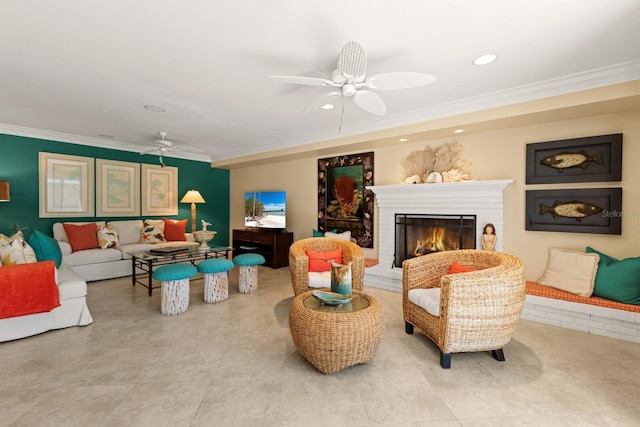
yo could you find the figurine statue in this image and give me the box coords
[481,223,497,251]
[201,219,212,231]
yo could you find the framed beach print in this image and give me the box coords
[39,152,94,218]
[96,159,140,217]
[141,164,178,216]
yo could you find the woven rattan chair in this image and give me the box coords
[289,237,365,296]
[402,249,525,369]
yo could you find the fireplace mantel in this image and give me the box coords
[365,179,513,292]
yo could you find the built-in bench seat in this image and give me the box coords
[522,281,640,343]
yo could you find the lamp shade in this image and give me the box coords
[180,190,205,204]
[0,180,9,202]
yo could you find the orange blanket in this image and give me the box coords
[0,261,61,319]
[526,281,640,313]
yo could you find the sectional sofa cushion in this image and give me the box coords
[28,230,63,268]
[107,220,143,245]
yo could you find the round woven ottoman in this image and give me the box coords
[289,290,384,374]
[197,258,234,303]
[153,264,197,316]
[233,253,265,294]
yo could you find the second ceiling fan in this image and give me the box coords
[268,40,436,116]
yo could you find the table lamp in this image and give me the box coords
[180,190,205,232]
[0,180,10,202]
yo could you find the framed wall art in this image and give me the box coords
[526,133,622,184]
[96,159,140,217]
[141,164,178,216]
[318,152,374,248]
[525,188,622,235]
[38,152,94,218]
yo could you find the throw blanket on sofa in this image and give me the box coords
[0,261,61,319]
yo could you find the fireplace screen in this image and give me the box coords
[395,214,476,267]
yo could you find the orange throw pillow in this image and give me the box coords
[62,223,99,252]
[307,248,343,272]
[163,218,187,241]
[448,261,479,274]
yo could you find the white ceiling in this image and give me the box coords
[1,1,639,166]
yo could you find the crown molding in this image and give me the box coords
[0,124,212,163]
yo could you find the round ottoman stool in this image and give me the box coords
[153,264,197,316]
[233,253,266,294]
[197,258,234,303]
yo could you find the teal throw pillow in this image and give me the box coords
[312,229,337,237]
[28,229,63,268]
[586,246,640,305]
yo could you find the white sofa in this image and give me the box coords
[0,264,93,342]
[53,220,198,282]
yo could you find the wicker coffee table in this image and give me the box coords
[289,290,384,374]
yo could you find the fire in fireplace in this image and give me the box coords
[394,214,476,267]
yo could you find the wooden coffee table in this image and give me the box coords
[289,290,384,374]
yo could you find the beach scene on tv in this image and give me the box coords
[245,191,286,229]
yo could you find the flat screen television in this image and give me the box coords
[244,191,286,230]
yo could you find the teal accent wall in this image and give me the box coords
[0,133,230,246]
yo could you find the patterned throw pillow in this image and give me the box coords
[141,220,166,243]
[0,230,38,265]
[98,224,120,249]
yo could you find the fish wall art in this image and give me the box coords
[526,134,622,184]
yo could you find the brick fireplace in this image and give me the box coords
[365,179,513,292]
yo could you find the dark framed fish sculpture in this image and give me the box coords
[526,188,622,235]
[526,134,622,184]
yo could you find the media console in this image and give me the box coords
[232,229,293,269]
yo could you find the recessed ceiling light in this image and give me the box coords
[321,104,335,110]
[473,54,497,66]
[144,105,165,112]
[399,138,408,142]
[454,129,464,134]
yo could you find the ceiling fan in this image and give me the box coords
[139,132,204,167]
[268,40,437,116]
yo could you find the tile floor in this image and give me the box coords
[2,266,640,426]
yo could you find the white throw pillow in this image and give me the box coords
[308,271,331,288]
[324,230,352,241]
[538,247,599,297]
[408,288,441,317]
[0,231,37,265]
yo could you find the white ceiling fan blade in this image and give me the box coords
[365,72,437,90]
[304,91,341,113]
[353,90,387,116]
[337,41,367,79]
[174,145,205,153]
[268,75,335,86]
[139,147,160,155]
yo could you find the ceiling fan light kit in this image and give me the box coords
[269,40,436,116]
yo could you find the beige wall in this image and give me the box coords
[230,108,639,282]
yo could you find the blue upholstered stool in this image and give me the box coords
[197,258,234,303]
[153,264,197,315]
[233,253,266,293]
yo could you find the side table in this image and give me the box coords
[289,290,384,374]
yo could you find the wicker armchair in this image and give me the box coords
[289,237,365,296]
[402,250,525,369]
